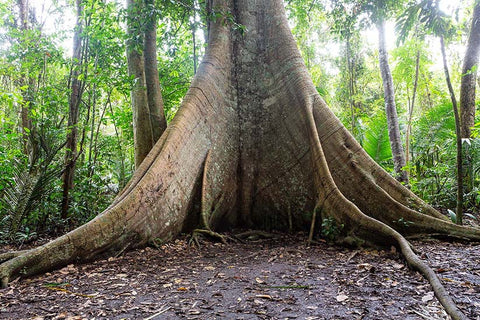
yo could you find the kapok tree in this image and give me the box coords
[1,1,479,319]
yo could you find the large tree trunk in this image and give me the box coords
[460,1,480,139]
[1,1,479,318]
[377,20,408,184]
[61,0,85,220]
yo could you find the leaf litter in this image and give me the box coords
[0,233,479,319]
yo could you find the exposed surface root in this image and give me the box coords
[353,207,466,320]
[0,250,30,263]
[189,229,232,247]
[234,230,278,241]
[320,190,468,320]
[305,100,468,320]
[396,234,466,320]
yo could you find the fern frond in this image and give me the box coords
[362,112,393,163]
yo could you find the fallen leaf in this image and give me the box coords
[188,310,201,315]
[255,277,265,284]
[357,263,374,272]
[422,292,434,302]
[336,294,348,302]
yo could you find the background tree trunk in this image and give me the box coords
[61,0,85,220]
[440,36,464,225]
[377,20,408,184]
[127,0,167,168]
[405,50,420,166]
[460,1,480,139]
[143,0,167,142]
[16,0,34,157]
[127,0,154,168]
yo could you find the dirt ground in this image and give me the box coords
[0,232,479,320]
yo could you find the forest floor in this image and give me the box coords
[0,232,479,320]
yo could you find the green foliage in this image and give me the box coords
[396,0,457,44]
[320,217,344,241]
[409,102,457,207]
[394,217,414,228]
[462,139,480,210]
[156,4,197,120]
[447,208,477,223]
[0,0,136,242]
[208,7,247,35]
[362,111,393,165]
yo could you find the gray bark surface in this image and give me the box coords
[377,20,408,183]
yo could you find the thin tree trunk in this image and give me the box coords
[192,21,197,74]
[17,0,34,157]
[92,99,109,172]
[61,0,85,220]
[191,1,198,74]
[405,50,420,166]
[143,0,167,142]
[460,1,480,139]
[440,36,463,226]
[87,89,96,175]
[346,37,356,134]
[109,101,127,189]
[377,20,408,183]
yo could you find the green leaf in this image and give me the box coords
[362,112,392,163]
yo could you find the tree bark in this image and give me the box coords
[440,36,464,226]
[405,50,420,166]
[127,0,167,168]
[61,0,85,220]
[460,1,480,139]
[1,2,479,318]
[16,0,34,157]
[127,0,153,168]
[377,20,408,184]
[143,0,167,142]
[346,37,356,134]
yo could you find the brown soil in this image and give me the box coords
[0,233,479,320]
